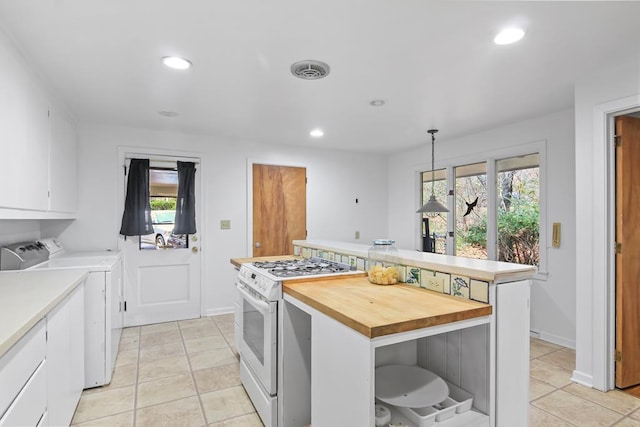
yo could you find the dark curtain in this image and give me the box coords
[174,161,197,234]
[119,159,154,236]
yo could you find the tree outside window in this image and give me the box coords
[455,162,488,260]
[497,154,540,266]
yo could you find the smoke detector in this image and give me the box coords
[290,60,330,80]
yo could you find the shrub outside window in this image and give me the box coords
[420,152,541,268]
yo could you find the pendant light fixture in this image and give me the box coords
[417,129,449,214]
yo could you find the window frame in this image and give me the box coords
[418,140,547,279]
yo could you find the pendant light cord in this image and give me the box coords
[429,129,438,197]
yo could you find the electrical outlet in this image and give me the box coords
[355,231,360,239]
[220,220,231,230]
[424,276,444,293]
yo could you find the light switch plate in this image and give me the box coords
[220,220,231,230]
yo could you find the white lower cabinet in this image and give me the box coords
[0,320,47,426]
[0,362,47,427]
[0,282,85,427]
[46,284,85,426]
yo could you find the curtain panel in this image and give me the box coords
[119,158,154,236]
[174,161,197,234]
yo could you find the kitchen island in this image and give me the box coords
[279,240,535,426]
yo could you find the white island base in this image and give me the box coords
[279,279,530,427]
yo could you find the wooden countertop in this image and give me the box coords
[284,276,492,338]
[0,269,88,357]
[230,255,301,269]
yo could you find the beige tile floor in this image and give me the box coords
[529,337,640,426]
[71,316,640,426]
[71,314,263,427]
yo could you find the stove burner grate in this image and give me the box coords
[252,257,352,277]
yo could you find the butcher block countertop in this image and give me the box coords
[0,269,88,357]
[284,276,492,338]
[230,255,301,269]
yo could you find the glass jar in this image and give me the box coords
[367,239,399,285]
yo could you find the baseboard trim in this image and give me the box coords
[205,307,234,317]
[571,370,593,388]
[538,330,575,350]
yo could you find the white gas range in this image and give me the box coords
[235,257,363,427]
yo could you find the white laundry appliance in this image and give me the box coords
[27,238,123,389]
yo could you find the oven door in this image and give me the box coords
[237,282,277,395]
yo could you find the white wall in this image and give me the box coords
[59,124,388,314]
[574,58,640,390]
[387,109,576,347]
[0,220,41,247]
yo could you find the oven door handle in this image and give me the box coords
[237,284,273,313]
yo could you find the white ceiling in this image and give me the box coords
[1,1,639,153]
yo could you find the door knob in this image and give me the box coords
[192,236,198,242]
[192,247,199,254]
[255,242,261,248]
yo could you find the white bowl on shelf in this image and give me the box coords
[375,365,449,408]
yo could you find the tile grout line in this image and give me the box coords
[178,318,212,426]
[132,326,142,427]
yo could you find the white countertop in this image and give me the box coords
[0,269,88,357]
[294,239,537,283]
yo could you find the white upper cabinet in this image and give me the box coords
[0,30,76,218]
[49,107,77,213]
[23,82,50,212]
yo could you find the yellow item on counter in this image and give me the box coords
[368,265,399,285]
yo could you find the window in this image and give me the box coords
[141,168,186,249]
[419,149,542,269]
[496,154,540,266]
[455,162,487,260]
[420,168,448,253]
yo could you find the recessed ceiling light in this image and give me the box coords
[370,99,386,107]
[158,110,179,117]
[494,28,525,45]
[310,129,324,138]
[161,56,192,70]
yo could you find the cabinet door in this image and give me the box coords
[47,284,85,427]
[23,83,50,211]
[49,107,77,213]
[0,35,48,211]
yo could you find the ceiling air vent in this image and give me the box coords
[290,60,330,80]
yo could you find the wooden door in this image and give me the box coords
[253,164,306,256]
[615,115,640,388]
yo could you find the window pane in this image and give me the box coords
[421,169,447,254]
[141,168,187,250]
[455,162,487,259]
[497,154,539,266]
